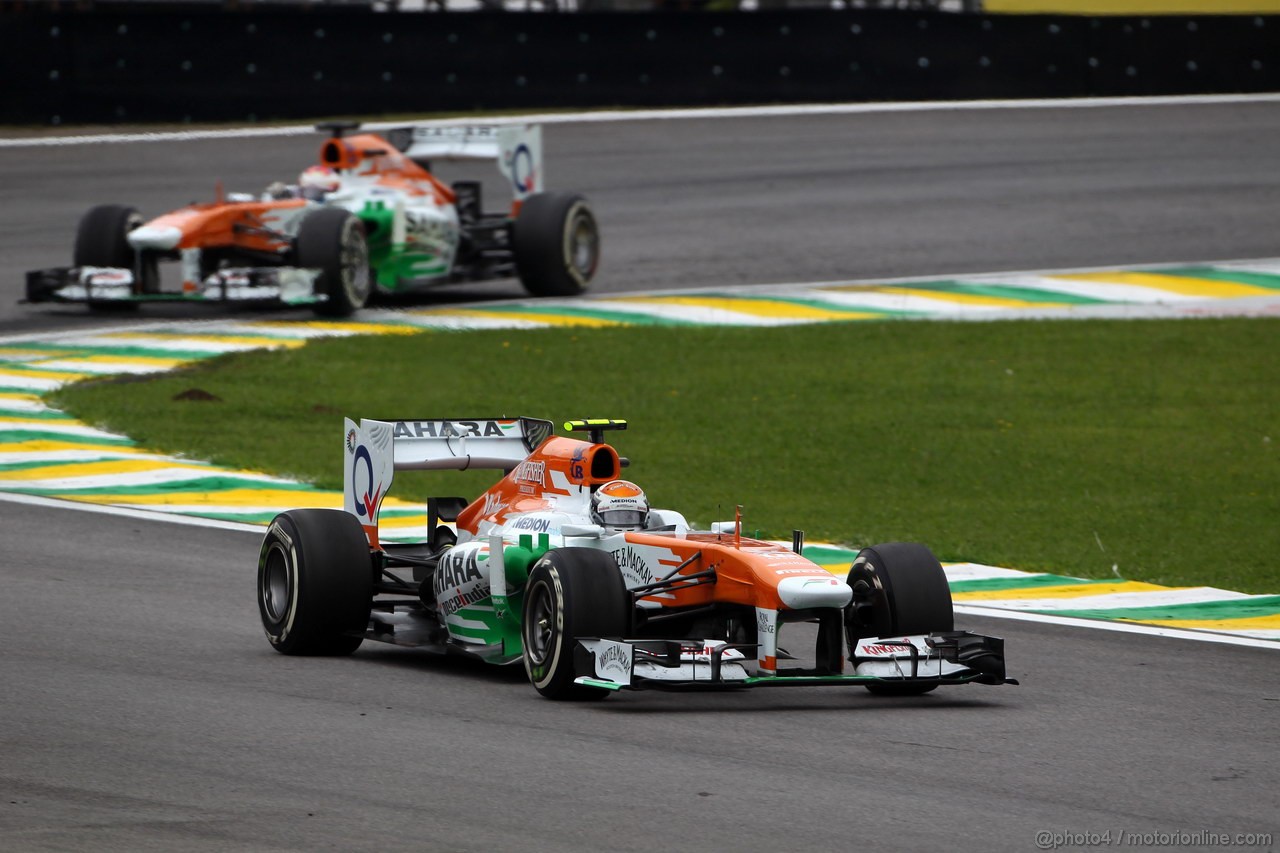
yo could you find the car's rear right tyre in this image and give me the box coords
[257,509,373,656]
[513,192,599,297]
[522,548,630,700]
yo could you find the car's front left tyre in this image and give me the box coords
[522,548,631,700]
[295,207,371,317]
[257,509,373,656]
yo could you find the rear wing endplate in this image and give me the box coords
[343,417,554,544]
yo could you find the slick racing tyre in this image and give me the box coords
[513,192,599,297]
[295,207,371,317]
[522,548,630,700]
[73,204,160,304]
[845,542,953,696]
[257,508,373,656]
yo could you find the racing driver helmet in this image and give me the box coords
[299,165,341,201]
[591,480,650,532]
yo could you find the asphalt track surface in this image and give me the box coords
[3,502,1278,852]
[3,101,1280,850]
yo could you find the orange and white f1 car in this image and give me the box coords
[256,418,1015,700]
[26,122,598,316]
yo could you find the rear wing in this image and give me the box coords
[343,417,554,544]
[390,124,544,201]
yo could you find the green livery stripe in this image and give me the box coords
[574,678,624,691]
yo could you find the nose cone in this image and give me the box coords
[777,575,852,610]
[126,224,182,251]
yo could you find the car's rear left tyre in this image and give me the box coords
[513,192,599,297]
[73,203,159,305]
[257,508,373,656]
[295,207,371,317]
[845,542,953,696]
[522,548,630,700]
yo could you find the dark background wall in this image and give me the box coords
[1,6,1277,124]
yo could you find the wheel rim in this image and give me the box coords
[847,562,891,638]
[565,208,599,280]
[524,579,556,665]
[339,219,371,305]
[261,544,292,625]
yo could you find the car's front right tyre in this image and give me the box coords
[844,542,954,696]
[521,548,630,700]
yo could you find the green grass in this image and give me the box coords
[49,317,1280,593]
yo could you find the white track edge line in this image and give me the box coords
[0,490,264,534]
[954,604,1280,651]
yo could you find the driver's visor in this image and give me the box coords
[599,509,645,529]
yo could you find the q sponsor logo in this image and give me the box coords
[756,610,777,636]
[349,444,381,520]
[507,144,537,195]
[345,429,358,455]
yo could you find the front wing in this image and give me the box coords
[572,631,1016,692]
[25,266,326,308]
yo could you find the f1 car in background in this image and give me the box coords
[256,417,1015,700]
[25,122,599,316]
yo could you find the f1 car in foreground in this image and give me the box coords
[256,418,1015,699]
[26,123,598,316]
